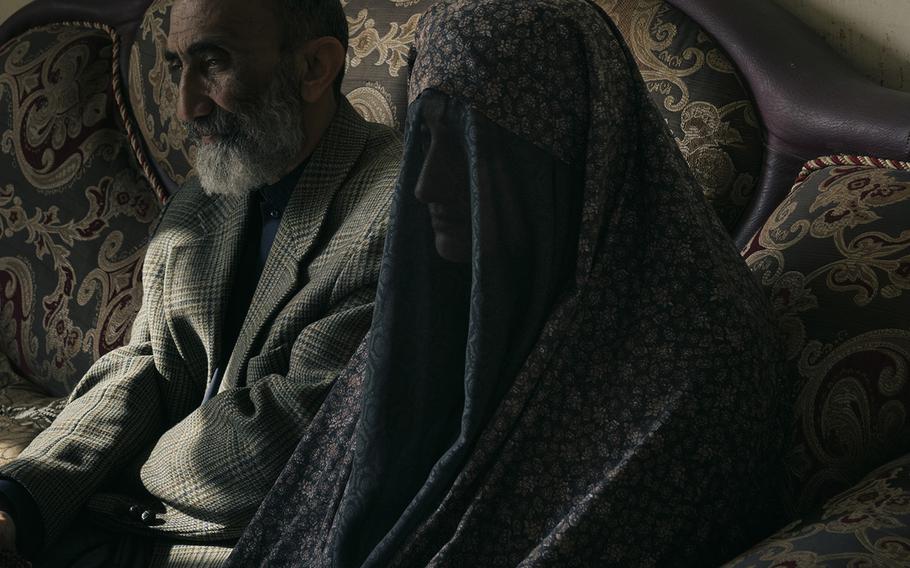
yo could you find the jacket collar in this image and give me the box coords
[221,99,373,387]
[162,187,254,382]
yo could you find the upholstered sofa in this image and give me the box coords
[0,0,909,564]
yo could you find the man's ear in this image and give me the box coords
[298,37,346,103]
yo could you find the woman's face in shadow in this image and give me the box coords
[413,95,472,264]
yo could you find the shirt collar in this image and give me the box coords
[258,158,309,218]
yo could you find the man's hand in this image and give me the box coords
[0,511,16,552]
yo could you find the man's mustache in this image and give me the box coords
[185,108,247,142]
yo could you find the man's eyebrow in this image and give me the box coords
[165,41,230,61]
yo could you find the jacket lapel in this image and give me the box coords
[164,187,253,383]
[221,101,371,389]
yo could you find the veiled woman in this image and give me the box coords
[226,0,788,565]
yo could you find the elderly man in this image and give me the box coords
[0,0,400,564]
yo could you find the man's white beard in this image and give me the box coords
[194,134,297,197]
[189,66,307,197]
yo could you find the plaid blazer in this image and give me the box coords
[0,101,401,547]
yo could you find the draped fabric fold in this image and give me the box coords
[227,0,788,566]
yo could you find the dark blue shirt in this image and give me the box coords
[0,161,307,556]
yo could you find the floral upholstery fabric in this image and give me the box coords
[596,0,762,232]
[0,24,160,402]
[724,452,910,567]
[341,0,439,129]
[744,164,910,515]
[128,0,191,197]
[0,353,64,467]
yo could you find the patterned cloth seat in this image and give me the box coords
[0,354,64,463]
[0,22,161,462]
[725,162,910,565]
[726,451,910,566]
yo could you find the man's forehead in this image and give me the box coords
[167,0,278,52]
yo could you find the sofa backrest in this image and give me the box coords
[128,0,189,197]
[744,156,910,514]
[0,21,160,396]
[600,0,764,234]
[14,0,909,244]
[669,0,910,247]
[3,0,910,519]
[126,0,767,236]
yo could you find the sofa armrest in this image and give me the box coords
[668,0,910,246]
[724,452,910,566]
[0,18,162,395]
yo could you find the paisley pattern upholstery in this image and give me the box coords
[341,0,439,129]
[0,353,64,467]
[724,452,910,567]
[128,0,192,196]
[744,164,910,514]
[0,24,160,400]
[596,0,763,232]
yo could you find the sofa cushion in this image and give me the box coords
[596,0,763,233]
[744,162,910,513]
[0,23,160,396]
[0,353,64,466]
[723,451,910,567]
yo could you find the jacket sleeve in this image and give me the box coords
[0,236,181,546]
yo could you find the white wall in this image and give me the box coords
[774,0,910,92]
[0,0,30,29]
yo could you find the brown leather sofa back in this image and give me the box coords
[670,0,910,247]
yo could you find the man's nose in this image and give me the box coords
[176,72,214,123]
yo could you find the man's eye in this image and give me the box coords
[167,59,183,73]
[203,58,225,70]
